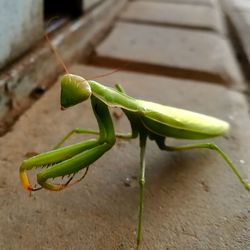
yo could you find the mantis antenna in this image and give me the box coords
[44,26,130,80]
[44,32,69,74]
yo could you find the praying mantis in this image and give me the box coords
[19,72,250,248]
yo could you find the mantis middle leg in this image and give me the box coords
[136,132,147,249]
[53,128,136,149]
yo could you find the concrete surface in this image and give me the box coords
[0,65,249,250]
[84,0,102,10]
[0,0,43,70]
[241,11,250,26]
[94,22,243,85]
[222,0,250,79]
[120,1,224,33]
[227,0,250,11]
[0,81,9,120]
[141,0,218,7]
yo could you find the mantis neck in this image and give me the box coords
[89,80,140,112]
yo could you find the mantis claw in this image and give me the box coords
[19,169,34,192]
[31,186,43,191]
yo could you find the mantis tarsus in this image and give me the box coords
[20,73,250,249]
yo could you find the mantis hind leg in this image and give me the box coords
[155,138,250,192]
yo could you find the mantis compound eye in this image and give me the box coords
[60,74,92,109]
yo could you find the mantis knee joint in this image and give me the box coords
[106,136,116,148]
[207,143,217,150]
[139,179,145,187]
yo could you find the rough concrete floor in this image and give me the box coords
[0,65,249,250]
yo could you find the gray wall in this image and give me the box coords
[0,0,43,69]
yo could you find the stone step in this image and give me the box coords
[120,1,224,33]
[0,64,249,249]
[223,0,250,79]
[92,22,243,87]
[141,0,219,8]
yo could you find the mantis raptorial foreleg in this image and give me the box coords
[155,139,250,192]
[20,96,116,191]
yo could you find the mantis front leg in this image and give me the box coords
[20,96,116,191]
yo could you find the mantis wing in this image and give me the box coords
[137,100,229,139]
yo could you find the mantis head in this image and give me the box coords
[60,74,92,109]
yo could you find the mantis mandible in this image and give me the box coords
[19,73,250,248]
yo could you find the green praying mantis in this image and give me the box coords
[19,73,250,248]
